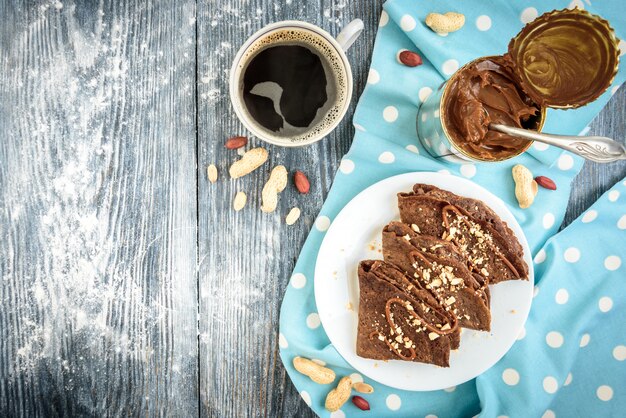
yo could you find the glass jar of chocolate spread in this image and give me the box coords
[417,8,620,163]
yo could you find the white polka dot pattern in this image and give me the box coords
[349,372,363,383]
[581,210,597,223]
[476,15,492,31]
[604,255,621,271]
[534,249,547,264]
[563,247,580,263]
[291,273,306,289]
[564,373,573,386]
[599,296,613,312]
[502,368,520,385]
[379,10,389,27]
[543,213,555,229]
[597,385,613,401]
[306,313,320,329]
[613,345,626,361]
[558,154,574,170]
[419,87,433,102]
[386,394,402,410]
[555,289,569,304]
[460,164,476,178]
[300,391,312,406]
[315,216,331,232]
[546,331,564,348]
[405,144,419,154]
[543,376,558,394]
[400,15,416,31]
[367,69,380,85]
[442,59,459,76]
[521,7,538,23]
[339,159,355,174]
[580,334,590,347]
[378,151,395,164]
[278,333,288,349]
[383,106,398,122]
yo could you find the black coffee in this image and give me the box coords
[243,45,329,132]
[236,28,348,142]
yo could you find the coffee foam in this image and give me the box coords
[237,28,349,143]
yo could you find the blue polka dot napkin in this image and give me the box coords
[279,1,626,416]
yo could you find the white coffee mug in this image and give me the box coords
[229,19,364,147]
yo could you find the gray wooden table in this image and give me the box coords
[0,1,624,417]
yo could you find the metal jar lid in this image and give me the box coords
[507,8,620,109]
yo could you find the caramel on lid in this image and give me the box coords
[507,8,619,109]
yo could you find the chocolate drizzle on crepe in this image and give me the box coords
[397,188,528,284]
[356,260,459,366]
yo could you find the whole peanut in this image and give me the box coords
[292,357,336,384]
[261,165,288,213]
[512,164,538,209]
[325,376,353,412]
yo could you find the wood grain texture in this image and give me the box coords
[196,1,385,416]
[1,0,625,417]
[0,1,198,416]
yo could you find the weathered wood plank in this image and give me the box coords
[1,0,624,417]
[196,0,384,416]
[0,1,198,416]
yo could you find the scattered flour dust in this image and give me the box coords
[201,0,348,104]
[323,0,348,25]
[3,1,197,382]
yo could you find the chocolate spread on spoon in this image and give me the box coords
[443,56,540,161]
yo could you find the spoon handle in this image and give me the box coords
[490,123,626,163]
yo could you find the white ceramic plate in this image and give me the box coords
[314,172,534,391]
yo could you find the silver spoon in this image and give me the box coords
[490,123,626,163]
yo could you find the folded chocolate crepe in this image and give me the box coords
[382,222,491,331]
[357,260,459,367]
[411,184,524,256]
[397,192,528,284]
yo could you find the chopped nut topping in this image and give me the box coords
[411,224,420,233]
[430,278,442,287]
[450,278,463,285]
[403,234,411,241]
[428,332,440,340]
[441,323,451,331]
[445,296,456,306]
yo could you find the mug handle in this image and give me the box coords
[335,19,364,51]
